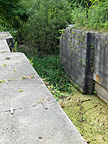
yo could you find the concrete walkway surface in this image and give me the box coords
[0,32,87,144]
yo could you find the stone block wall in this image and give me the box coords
[60,26,108,103]
[93,33,108,103]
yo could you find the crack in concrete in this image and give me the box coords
[0,75,37,84]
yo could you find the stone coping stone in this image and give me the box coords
[0,53,36,80]
[0,32,87,144]
[0,79,86,144]
[0,32,13,53]
[0,39,10,53]
[0,32,12,40]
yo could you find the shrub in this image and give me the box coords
[87,1,108,29]
[24,0,71,52]
[71,5,87,26]
[71,0,108,30]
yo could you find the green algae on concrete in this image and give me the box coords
[59,90,108,144]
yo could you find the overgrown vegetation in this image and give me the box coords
[1,0,108,51]
[23,0,71,52]
[60,91,108,144]
[0,0,28,30]
[71,0,108,31]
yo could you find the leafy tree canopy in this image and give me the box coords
[24,0,72,52]
[0,0,28,29]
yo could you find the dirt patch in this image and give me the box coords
[58,89,108,144]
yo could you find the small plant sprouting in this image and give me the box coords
[35,101,40,104]
[58,29,65,34]
[79,59,81,63]
[84,46,87,49]
[75,84,79,88]
[90,46,94,49]
[13,69,16,72]
[0,80,5,83]
[89,43,94,49]
[21,76,26,79]
[63,37,65,40]
[3,64,7,66]
[68,39,71,42]
[93,91,97,94]
[76,38,83,42]
[72,31,75,34]
[69,45,73,47]
[19,89,23,92]
[8,79,14,81]
[82,82,84,86]
[81,36,84,41]
[9,43,12,46]
[81,34,85,37]
[91,67,94,73]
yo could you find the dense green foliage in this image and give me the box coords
[32,54,71,90]
[0,0,108,51]
[32,54,73,101]
[0,0,28,29]
[71,0,108,30]
[24,0,71,52]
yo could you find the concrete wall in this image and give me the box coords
[60,26,108,104]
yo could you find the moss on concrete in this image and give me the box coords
[59,89,108,144]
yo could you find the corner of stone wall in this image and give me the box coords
[84,32,95,93]
[60,27,95,94]
[93,32,108,103]
[60,26,108,103]
[6,32,14,52]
